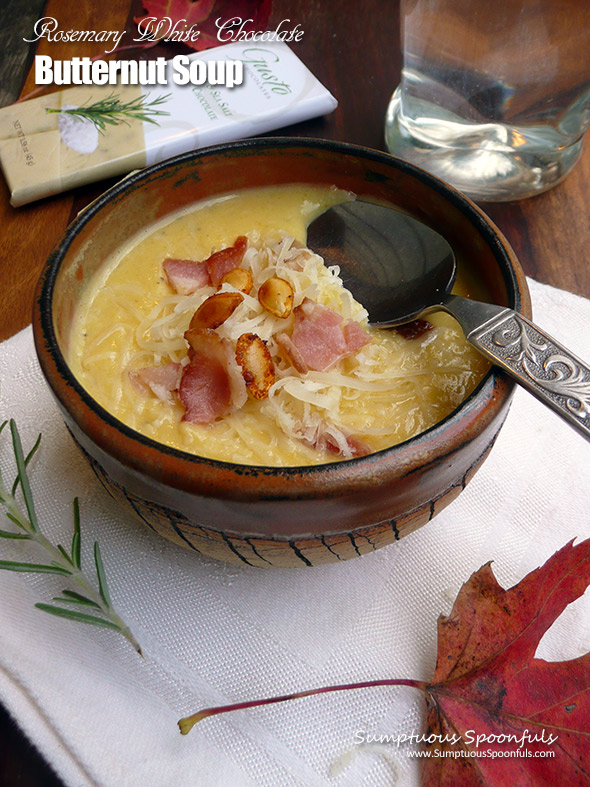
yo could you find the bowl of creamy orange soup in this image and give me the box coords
[34,139,530,567]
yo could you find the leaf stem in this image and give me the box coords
[178,678,428,735]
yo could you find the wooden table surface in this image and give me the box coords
[1,0,589,783]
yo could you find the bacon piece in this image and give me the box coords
[163,259,210,295]
[182,329,247,422]
[206,236,248,286]
[299,423,373,459]
[285,240,314,271]
[395,319,434,340]
[129,363,181,403]
[179,357,232,424]
[291,299,345,371]
[343,320,371,352]
[274,332,308,374]
[290,298,371,371]
[322,432,372,459]
[163,236,247,294]
[349,436,372,457]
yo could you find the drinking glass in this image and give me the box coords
[385,0,590,201]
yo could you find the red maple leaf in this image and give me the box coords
[135,0,273,51]
[177,539,590,785]
[422,539,590,784]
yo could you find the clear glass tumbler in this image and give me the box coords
[385,0,590,201]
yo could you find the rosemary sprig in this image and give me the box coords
[0,420,141,654]
[46,92,170,132]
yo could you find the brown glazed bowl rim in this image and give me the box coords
[34,137,530,503]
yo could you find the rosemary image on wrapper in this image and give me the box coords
[0,419,141,654]
[46,91,171,132]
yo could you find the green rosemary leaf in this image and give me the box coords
[94,541,111,606]
[0,560,71,575]
[53,590,101,609]
[0,421,7,498]
[5,512,22,526]
[46,92,171,133]
[35,604,121,631]
[71,531,81,568]
[11,432,41,497]
[49,560,73,574]
[57,544,74,565]
[0,528,30,540]
[9,421,39,532]
[71,497,81,569]
[4,512,30,534]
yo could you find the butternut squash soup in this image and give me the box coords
[68,185,489,465]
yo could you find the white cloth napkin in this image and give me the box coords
[0,278,589,787]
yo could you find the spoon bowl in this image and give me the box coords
[308,201,457,326]
[309,200,590,441]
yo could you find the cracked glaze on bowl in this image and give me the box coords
[33,139,530,568]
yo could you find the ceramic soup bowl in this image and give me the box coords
[33,139,530,568]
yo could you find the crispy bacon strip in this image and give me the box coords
[298,423,372,459]
[163,259,210,295]
[274,332,309,374]
[290,298,371,371]
[319,431,372,459]
[179,357,232,424]
[163,236,248,294]
[285,240,315,271]
[129,363,182,402]
[181,329,247,423]
[206,236,248,286]
[343,320,372,352]
[395,319,434,340]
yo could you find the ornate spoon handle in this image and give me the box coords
[443,295,590,441]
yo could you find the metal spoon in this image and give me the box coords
[307,201,590,440]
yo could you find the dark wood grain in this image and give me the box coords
[0,0,589,783]
[0,0,47,106]
[483,164,590,302]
